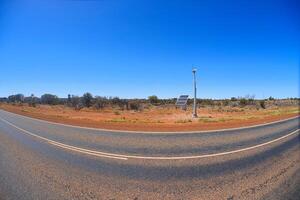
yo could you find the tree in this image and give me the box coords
[41,94,59,105]
[223,99,230,106]
[93,96,107,110]
[8,95,15,103]
[67,94,72,106]
[82,92,93,107]
[148,95,159,104]
[70,95,81,108]
[268,96,275,101]
[0,97,8,102]
[29,94,36,107]
[110,97,127,109]
[128,101,142,111]
[8,94,24,103]
[239,98,248,107]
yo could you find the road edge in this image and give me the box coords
[0,109,299,134]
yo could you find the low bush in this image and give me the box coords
[239,98,248,107]
[128,101,142,111]
[41,94,59,105]
[260,100,266,109]
[148,95,159,104]
[175,119,192,123]
[93,96,107,110]
[114,110,120,115]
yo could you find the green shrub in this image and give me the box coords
[82,92,93,107]
[223,99,230,106]
[41,94,59,105]
[93,96,107,110]
[128,101,142,111]
[269,96,275,101]
[148,95,159,104]
[260,100,266,109]
[239,98,248,107]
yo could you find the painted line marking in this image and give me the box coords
[0,117,299,161]
[1,109,299,134]
[0,117,127,160]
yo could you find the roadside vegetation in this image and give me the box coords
[0,93,299,131]
[2,93,298,111]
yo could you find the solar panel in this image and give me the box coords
[176,95,189,108]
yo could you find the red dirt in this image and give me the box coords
[0,104,299,132]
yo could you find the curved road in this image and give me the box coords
[0,109,299,199]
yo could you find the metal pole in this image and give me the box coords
[192,68,198,118]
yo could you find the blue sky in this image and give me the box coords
[0,0,299,99]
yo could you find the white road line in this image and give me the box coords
[1,109,299,134]
[0,118,127,160]
[0,117,299,161]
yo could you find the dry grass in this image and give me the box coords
[0,103,299,132]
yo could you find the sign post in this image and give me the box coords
[192,68,198,118]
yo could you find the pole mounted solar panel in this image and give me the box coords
[176,95,189,110]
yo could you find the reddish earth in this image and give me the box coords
[0,103,299,132]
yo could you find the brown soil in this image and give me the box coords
[0,103,299,132]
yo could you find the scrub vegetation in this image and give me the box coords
[0,93,299,132]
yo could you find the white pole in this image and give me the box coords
[192,68,198,118]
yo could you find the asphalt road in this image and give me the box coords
[0,109,299,200]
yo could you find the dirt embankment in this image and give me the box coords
[0,103,299,132]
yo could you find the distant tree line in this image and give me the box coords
[1,93,299,110]
[1,92,152,111]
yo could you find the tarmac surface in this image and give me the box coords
[0,109,299,200]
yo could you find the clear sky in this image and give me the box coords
[0,0,299,99]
